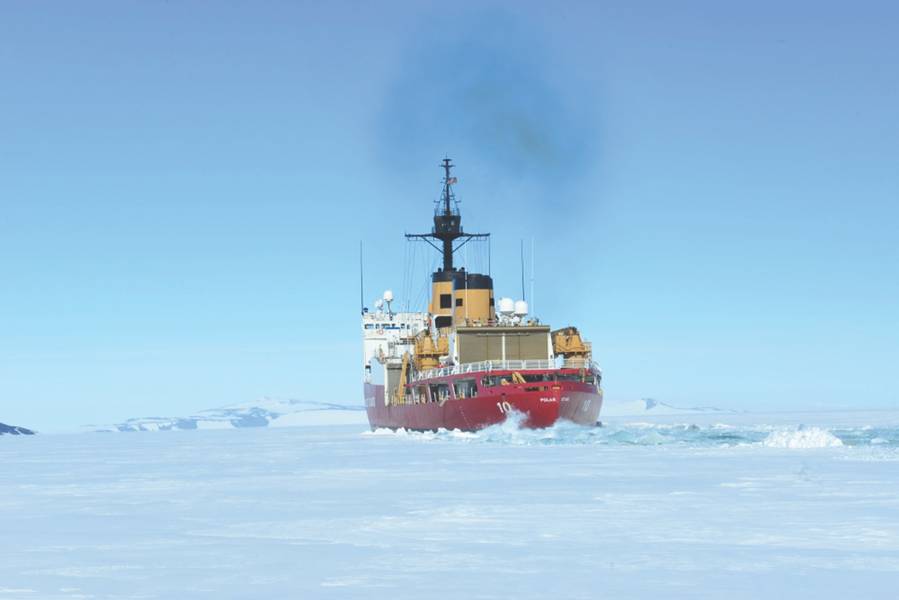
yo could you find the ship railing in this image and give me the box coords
[412,359,555,382]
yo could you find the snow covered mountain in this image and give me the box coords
[0,422,35,435]
[88,398,367,432]
[601,397,740,417]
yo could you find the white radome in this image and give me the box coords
[383,289,394,303]
[514,300,529,317]
[498,297,515,315]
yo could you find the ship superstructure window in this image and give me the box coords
[480,373,552,387]
[556,373,597,384]
[481,375,500,387]
[428,382,451,403]
[455,298,463,307]
[523,374,552,383]
[453,379,478,399]
[413,385,428,403]
[435,316,452,329]
[439,294,452,309]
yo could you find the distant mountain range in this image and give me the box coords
[601,397,740,417]
[0,422,35,435]
[87,398,367,432]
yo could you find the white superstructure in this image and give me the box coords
[362,292,428,384]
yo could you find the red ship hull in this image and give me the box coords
[364,377,602,431]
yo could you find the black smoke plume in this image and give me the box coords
[376,9,598,208]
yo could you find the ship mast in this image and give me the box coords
[406,158,489,272]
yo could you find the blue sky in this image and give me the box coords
[2,1,897,429]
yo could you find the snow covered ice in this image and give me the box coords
[3,412,899,599]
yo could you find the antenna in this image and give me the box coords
[520,239,526,301]
[442,157,453,217]
[530,237,535,317]
[464,243,469,322]
[405,158,489,273]
[359,240,365,315]
[488,235,492,276]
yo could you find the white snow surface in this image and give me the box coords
[3,410,899,598]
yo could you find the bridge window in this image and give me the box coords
[440,294,452,309]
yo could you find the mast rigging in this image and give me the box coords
[405,158,489,273]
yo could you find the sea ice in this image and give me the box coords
[2,412,899,599]
[761,426,844,448]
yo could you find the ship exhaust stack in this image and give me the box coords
[429,269,496,330]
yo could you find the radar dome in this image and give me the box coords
[498,297,515,315]
[383,290,394,303]
[514,300,529,317]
